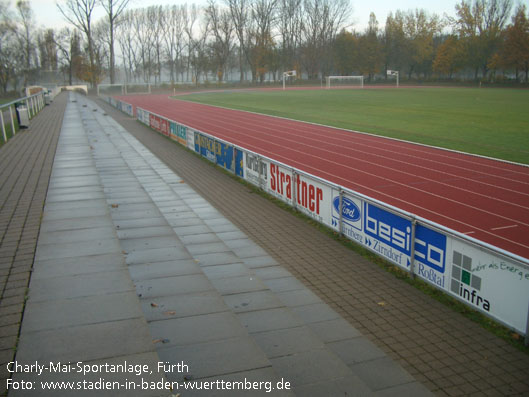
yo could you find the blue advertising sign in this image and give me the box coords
[235,149,244,178]
[414,224,446,273]
[216,142,233,171]
[364,203,412,256]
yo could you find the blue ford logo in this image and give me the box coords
[333,197,360,222]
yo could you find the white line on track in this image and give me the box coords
[490,224,518,231]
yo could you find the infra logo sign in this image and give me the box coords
[450,251,490,311]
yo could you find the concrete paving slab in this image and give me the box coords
[276,289,324,307]
[16,318,155,363]
[269,348,352,388]
[158,336,270,382]
[128,260,201,281]
[185,242,232,256]
[44,198,108,211]
[35,237,121,261]
[238,308,303,334]
[253,326,325,359]
[120,236,182,253]
[263,276,307,293]
[31,253,126,280]
[149,312,248,347]
[290,302,341,324]
[21,291,143,332]
[37,227,116,246]
[39,215,113,233]
[223,290,284,313]
[125,246,191,265]
[179,233,222,245]
[141,291,228,321]
[116,225,174,239]
[46,190,106,203]
[254,266,294,280]
[350,357,416,392]
[202,263,251,280]
[113,217,168,230]
[194,252,243,267]
[28,270,133,302]
[135,274,214,299]
[307,318,363,343]
[42,206,109,221]
[243,256,279,268]
[210,275,268,295]
[327,337,387,365]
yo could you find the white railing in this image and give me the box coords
[0,91,47,145]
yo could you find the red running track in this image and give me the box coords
[117,94,529,261]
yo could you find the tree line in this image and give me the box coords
[0,0,528,95]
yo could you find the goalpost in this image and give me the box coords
[282,70,297,90]
[326,76,364,89]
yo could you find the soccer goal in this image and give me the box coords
[326,76,364,89]
[97,83,152,97]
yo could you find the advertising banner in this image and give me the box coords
[234,149,244,178]
[294,174,332,226]
[149,114,169,137]
[243,152,267,187]
[177,125,187,145]
[169,121,178,141]
[197,133,216,162]
[266,162,293,205]
[137,108,150,126]
[331,190,364,246]
[447,237,529,334]
[413,224,448,289]
[123,103,133,117]
[216,142,233,171]
[363,202,412,269]
[187,129,195,151]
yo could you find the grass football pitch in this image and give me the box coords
[179,87,529,164]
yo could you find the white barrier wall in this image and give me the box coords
[105,96,529,340]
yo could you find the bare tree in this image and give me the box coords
[54,27,83,85]
[278,0,303,71]
[302,0,351,78]
[99,0,130,84]
[57,0,98,86]
[163,5,186,83]
[0,1,18,93]
[16,0,35,87]
[224,0,249,81]
[205,0,234,82]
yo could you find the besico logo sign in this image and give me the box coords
[363,203,447,276]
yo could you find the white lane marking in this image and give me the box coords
[491,224,518,231]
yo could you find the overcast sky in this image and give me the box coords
[29,0,528,31]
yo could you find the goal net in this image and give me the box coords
[97,83,152,97]
[326,76,364,89]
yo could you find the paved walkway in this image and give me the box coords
[6,93,428,396]
[0,93,66,394]
[97,96,529,396]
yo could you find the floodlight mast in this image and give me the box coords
[283,70,296,90]
[387,70,399,88]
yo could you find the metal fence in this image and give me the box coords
[106,95,529,344]
[0,91,47,145]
